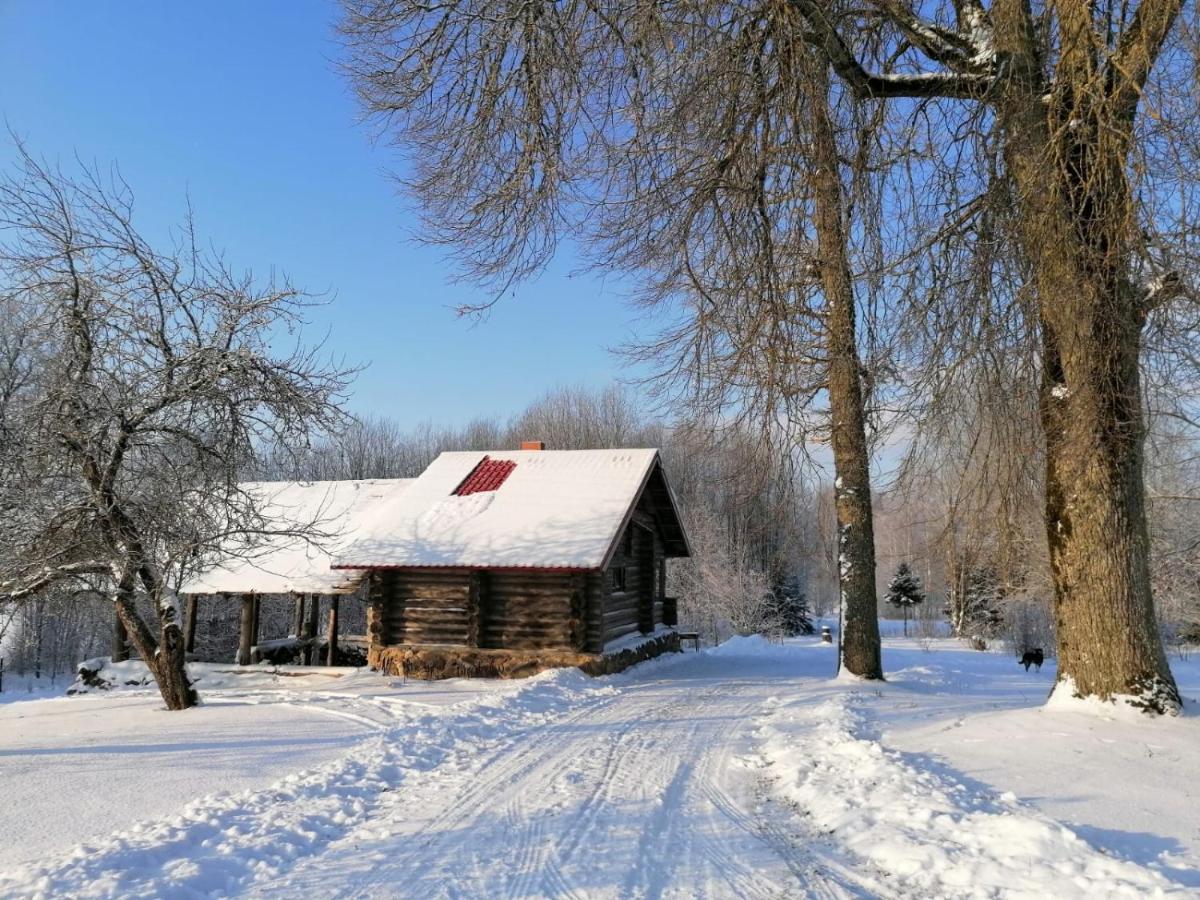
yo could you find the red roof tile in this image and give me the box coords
[454,456,517,495]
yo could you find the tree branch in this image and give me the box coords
[1109,0,1186,119]
[789,0,995,99]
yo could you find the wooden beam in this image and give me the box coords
[184,594,199,654]
[637,524,654,634]
[367,573,387,650]
[326,596,340,666]
[303,594,319,665]
[466,571,483,648]
[237,593,255,666]
[568,573,584,651]
[292,593,305,638]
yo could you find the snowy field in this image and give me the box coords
[0,632,1197,898]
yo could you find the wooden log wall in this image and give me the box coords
[381,569,472,646]
[482,571,578,651]
[601,510,667,646]
[369,568,586,653]
[584,571,605,653]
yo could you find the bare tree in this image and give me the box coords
[787,0,1191,712]
[339,0,887,677]
[0,146,354,709]
[673,508,779,644]
[510,385,660,451]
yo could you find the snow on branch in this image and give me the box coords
[789,0,997,100]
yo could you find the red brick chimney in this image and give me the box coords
[521,440,546,451]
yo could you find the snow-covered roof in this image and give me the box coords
[333,449,687,570]
[181,478,415,595]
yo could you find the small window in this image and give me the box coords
[611,566,627,592]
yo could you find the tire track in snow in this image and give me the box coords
[279,688,629,899]
[266,661,868,899]
[0,673,610,899]
[617,684,831,900]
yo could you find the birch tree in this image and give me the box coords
[0,148,354,709]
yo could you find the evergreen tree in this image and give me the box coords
[885,563,925,637]
[964,565,1004,636]
[946,563,1005,640]
[772,578,814,637]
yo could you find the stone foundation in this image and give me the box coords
[368,631,681,680]
[578,631,681,676]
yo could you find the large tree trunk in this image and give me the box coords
[114,589,198,711]
[997,43,1179,712]
[152,614,199,711]
[805,50,883,679]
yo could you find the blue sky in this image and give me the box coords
[0,1,646,428]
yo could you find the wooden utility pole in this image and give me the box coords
[302,594,319,665]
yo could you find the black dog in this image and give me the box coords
[1020,648,1044,672]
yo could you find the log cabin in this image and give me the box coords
[178,478,416,665]
[179,445,690,678]
[333,445,691,678]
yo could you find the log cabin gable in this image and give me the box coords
[598,457,689,573]
[597,491,671,649]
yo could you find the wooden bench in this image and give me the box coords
[677,631,701,651]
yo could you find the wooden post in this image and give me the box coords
[252,595,261,646]
[112,609,130,663]
[326,596,340,666]
[237,593,255,665]
[637,525,654,634]
[302,594,319,665]
[367,574,387,662]
[292,593,305,637]
[568,573,585,650]
[467,571,485,648]
[184,594,199,654]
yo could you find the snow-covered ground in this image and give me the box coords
[0,633,1196,898]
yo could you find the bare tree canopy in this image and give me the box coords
[792,0,1198,712]
[0,144,356,709]
[340,0,889,677]
[340,0,1200,712]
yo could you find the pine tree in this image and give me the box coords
[772,578,814,637]
[946,563,1006,640]
[885,563,925,637]
[964,565,1004,637]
